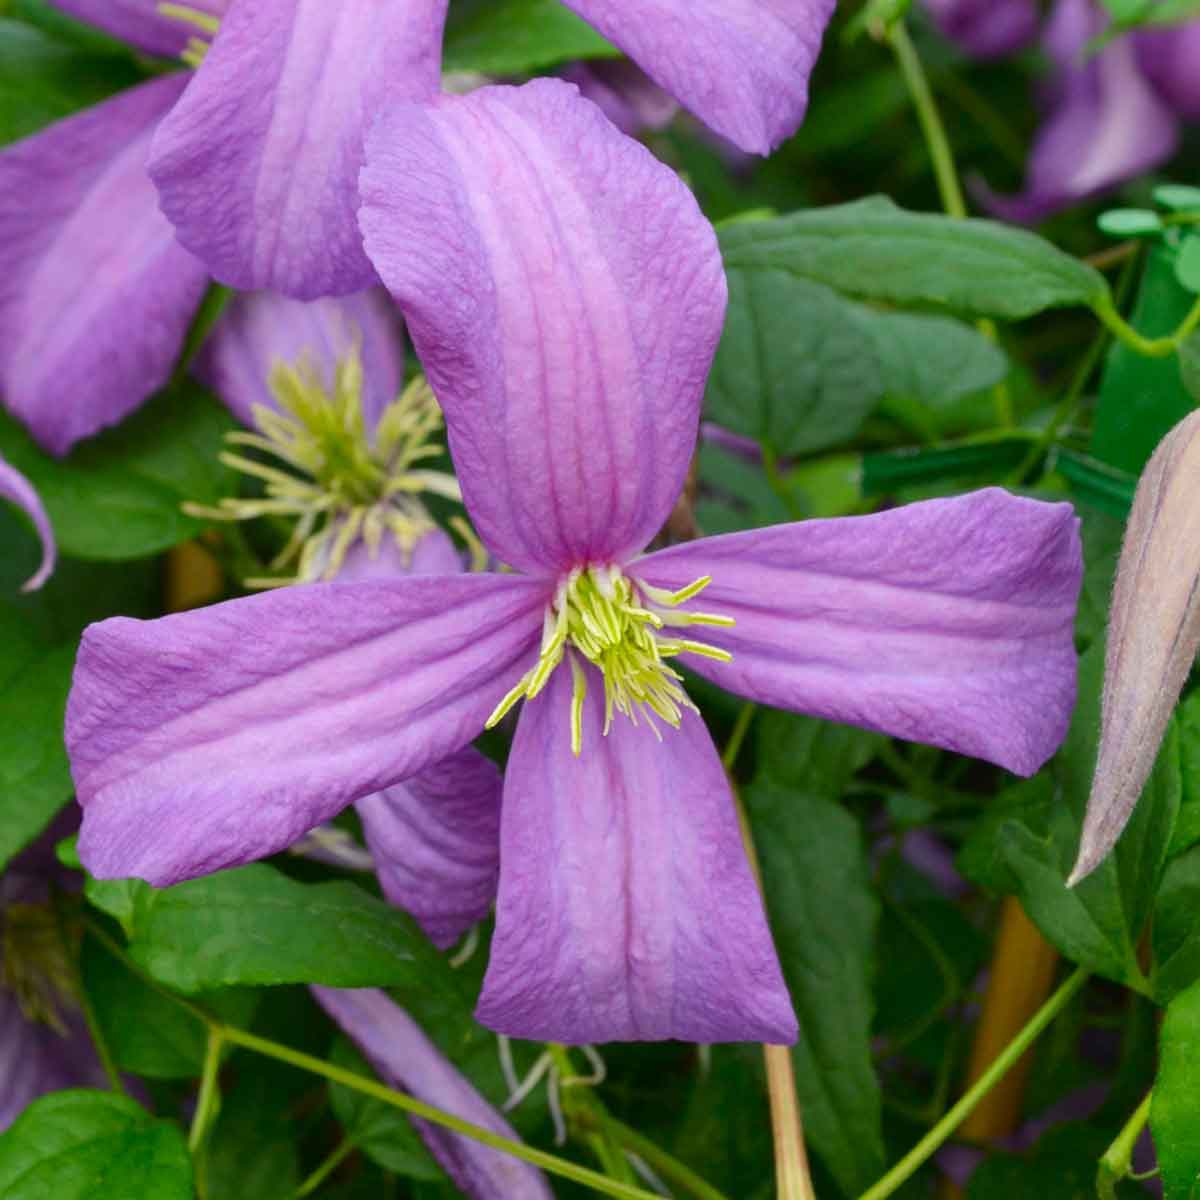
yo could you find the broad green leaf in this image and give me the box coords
[0,381,235,561]
[1091,244,1195,475]
[1097,208,1164,237]
[1152,848,1200,1002]
[0,18,144,146]
[705,272,882,457]
[1055,449,1136,519]
[1181,332,1200,403]
[744,781,884,1194]
[205,1063,300,1200]
[1157,184,1200,212]
[861,437,1029,496]
[718,196,1108,320]
[0,1091,192,1200]
[328,1039,444,1181]
[1152,978,1200,1198]
[91,863,463,995]
[1175,236,1200,294]
[441,0,616,75]
[754,709,882,799]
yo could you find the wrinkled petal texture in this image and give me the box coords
[361,79,726,577]
[477,663,796,1044]
[1137,22,1200,121]
[312,988,552,1199]
[0,75,209,455]
[922,0,1039,58]
[47,0,228,58]
[976,0,1178,223]
[149,0,448,298]
[357,748,501,949]
[0,455,55,592]
[633,488,1082,777]
[561,0,836,154]
[68,574,547,885]
[200,288,403,431]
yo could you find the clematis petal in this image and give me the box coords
[148,0,448,298]
[361,79,726,577]
[357,749,501,949]
[46,0,227,58]
[68,574,547,885]
[975,0,1178,223]
[199,289,403,431]
[0,994,95,1131]
[558,61,678,138]
[0,75,209,455]
[559,0,835,154]
[312,987,552,1199]
[477,662,796,1044]
[1136,22,1200,121]
[632,488,1082,777]
[922,0,1039,58]
[0,456,55,592]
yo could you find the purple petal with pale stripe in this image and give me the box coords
[149,0,448,298]
[68,574,547,885]
[357,749,501,949]
[361,79,726,576]
[0,75,209,455]
[312,988,552,1199]
[922,0,1039,58]
[46,0,228,57]
[199,289,403,432]
[477,663,796,1044]
[0,456,55,592]
[632,488,1082,777]
[1137,22,1200,121]
[975,0,1178,223]
[561,0,835,154]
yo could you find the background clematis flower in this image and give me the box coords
[312,987,551,1199]
[922,0,1040,59]
[559,60,678,138]
[1135,20,1200,121]
[974,0,1179,223]
[65,80,1082,1045]
[0,0,224,454]
[0,456,55,592]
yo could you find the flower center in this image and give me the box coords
[157,3,220,66]
[1,903,77,1033]
[188,347,466,584]
[486,565,734,754]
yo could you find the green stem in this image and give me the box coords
[294,1138,357,1198]
[548,1045,638,1187]
[1097,1091,1152,1200]
[722,701,757,772]
[1092,290,1200,357]
[188,1026,224,1153]
[855,967,1091,1200]
[593,1114,732,1200]
[219,1025,666,1200]
[761,445,803,520]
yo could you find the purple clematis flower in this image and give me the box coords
[66,81,1082,1045]
[313,987,551,1199]
[559,61,678,139]
[0,456,55,592]
[974,0,1179,223]
[0,0,221,454]
[922,0,1040,59]
[1136,21,1200,121]
[144,0,835,297]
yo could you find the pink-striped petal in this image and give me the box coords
[477,662,796,1044]
[68,574,547,885]
[561,0,836,154]
[361,79,725,576]
[632,488,1082,777]
[148,0,448,298]
[0,75,209,454]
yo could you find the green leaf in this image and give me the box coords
[1152,978,1200,1198]
[328,1039,444,1181]
[754,709,883,799]
[1151,847,1200,1002]
[744,781,884,1194]
[0,18,145,146]
[441,0,617,74]
[861,438,1029,496]
[92,863,462,994]
[1180,332,1200,403]
[1097,208,1164,237]
[1171,691,1200,857]
[0,1091,192,1200]
[1175,236,1200,294]
[705,272,882,458]
[1055,449,1137,519]
[0,380,235,561]
[1091,243,1196,475]
[718,196,1108,320]
[969,1125,1142,1200]
[1156,184,1200,212]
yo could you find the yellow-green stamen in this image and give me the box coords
[185,347,464,585]
[157,3,219,66]
[486,565,734,755]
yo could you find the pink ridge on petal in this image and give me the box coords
[0,75,209,455]
[477,662,796,1044]
[0,454,55,592]
[361,79,726,576]
[633,488,1082,777]
[68,574,547,885]
[561,0,836,154]
[149,0,448,298]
